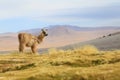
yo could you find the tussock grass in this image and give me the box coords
[0,45,120,80]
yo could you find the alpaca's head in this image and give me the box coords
[41,29,48,36]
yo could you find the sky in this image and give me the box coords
[0,0,120,33]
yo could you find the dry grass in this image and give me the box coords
[0,45,120,80]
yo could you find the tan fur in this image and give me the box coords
[18,29,48,54]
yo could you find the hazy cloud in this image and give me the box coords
[0,0,119,19]
[52,4,120,19]
[0,0,120,32]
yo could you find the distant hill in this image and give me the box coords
[0,25,120,51]
[19,25,120,35]
[61,31,120,50]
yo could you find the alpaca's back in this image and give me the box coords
[18,33,34,45]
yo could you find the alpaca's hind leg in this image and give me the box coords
[19,44,24,53]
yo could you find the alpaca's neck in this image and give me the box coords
[37,34,45,43]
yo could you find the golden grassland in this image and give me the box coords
[0,45,120,80]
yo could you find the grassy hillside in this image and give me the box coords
[0,45,120,80]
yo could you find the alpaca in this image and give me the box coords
[18,29,48,54]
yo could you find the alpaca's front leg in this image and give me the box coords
[31,45,37,54]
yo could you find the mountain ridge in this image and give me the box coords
[0,25,120,51]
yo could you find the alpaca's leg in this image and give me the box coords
[19,44,24,53]
[31,45,37,54]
